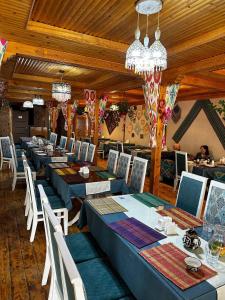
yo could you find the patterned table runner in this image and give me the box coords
[157,207,203,229]
[108,217,166,249]
[49,163,69,169]
[88,197,127,215]
[55,168,77,175]
[140,243,216,290]
[132,192,168,208]
[96,171,116,180]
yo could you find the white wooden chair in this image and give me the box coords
[0,136,12,169]
[58,135,67,149]
[176,171,208,218]
[203,180,225,225]
[79,142,89,161]
[67,138,75,153]
[49,132,58,146]
[174,151,188,191]
[116,153,131,183]
[86,144,96,163]
[10,145,34,190]
[74,140,81,160]
[107,149,119,174]
[97,141,105,159]
[129,156,148,193]
[24,161,68,242]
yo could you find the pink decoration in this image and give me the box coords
[98,95,108,136]
[0,38,7,65]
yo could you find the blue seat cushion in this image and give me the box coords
[36,195,65,211]
[35,186,56,198]
[34,179,50,187]
[17,162,35,173]
[65,232,103,263]
[77,258,132,300]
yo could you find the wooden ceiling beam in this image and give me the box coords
[5,41,133,75]
[177,91,225,101]
[168,24,225,56]
[164,53,225,83]
[181,75,225,91]
[27,21,128,53]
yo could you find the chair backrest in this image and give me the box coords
[0,136,11,159]
[116,153,131,183]
[203,180,225,225]
[175,151,188,178]
[49,132,58,146]
[59,136,68,149]
[9,145,18,173]
[54,231,86,300]
[117,142,124,153]
[80,142,89,161]
[74,141,81,159]
[86,144,96,163]
[24,160,38,215]
[107,150,119,174]
[176,171,208,217]
[129,156,148,193]
[39,186,64,299]
[67,138,75,153]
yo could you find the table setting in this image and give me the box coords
[79,192,225,300]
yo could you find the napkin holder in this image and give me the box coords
[183,229,201,250]
[46,144,53,152]
[157,216,172,231]
[82,166,89,174]
[164,222,177,235]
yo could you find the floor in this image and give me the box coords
[0,157,177,299]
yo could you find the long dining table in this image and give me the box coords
[47,162,129,210]
[78,193,225,300]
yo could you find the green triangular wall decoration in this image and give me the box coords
[172,100,225,149]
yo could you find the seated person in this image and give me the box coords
[195,145,213,161]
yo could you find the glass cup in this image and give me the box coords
[205,242,220,267]
[202,217,214,241]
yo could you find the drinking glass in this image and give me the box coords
[202,216,214,240]
[205,242,220,267]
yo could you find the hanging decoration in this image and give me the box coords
[98,95,108,136]
[104,110,120,135]
[0,39,7,65]
[159,84,180,146]
[84,89,96,136]
[60,101,68,131]
[125,1,167,76]
[127,105,137,123]
[52,70,71,103]
[143,71,162,148]
[48,105,60,132]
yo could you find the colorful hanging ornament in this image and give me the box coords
[143,71,162,148]
[60,101,68,131]
[0,39,7,66]
[84,89,96,136]
[128,105,137,123]
[98,95,108,136]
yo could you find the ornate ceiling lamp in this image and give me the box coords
[125,0,167,75]
[23,101,33,108]
[52,70,71,102]
[32,96,44,105]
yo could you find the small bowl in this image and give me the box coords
[184,256,202,272]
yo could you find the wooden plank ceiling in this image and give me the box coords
[0,0,225,105]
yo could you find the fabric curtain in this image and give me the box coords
[0,39,7,65]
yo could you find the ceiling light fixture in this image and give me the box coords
[52,70,71,102]
[23,101,33,108]
[32,96,44,105]
[125,0,167,75]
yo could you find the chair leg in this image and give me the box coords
[30,217,38,242]
[25,198,30,217]
[27,210,33,230]
[174,177,178,191]
[42,250,50,286]
[0,158,3,170]
[63,210,68,235]
[12,174,17,191]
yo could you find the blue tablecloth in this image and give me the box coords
[78,195,217,300]
[49,169,129,210]
[192,166,225,180]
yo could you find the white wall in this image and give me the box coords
[167,99,225,160]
